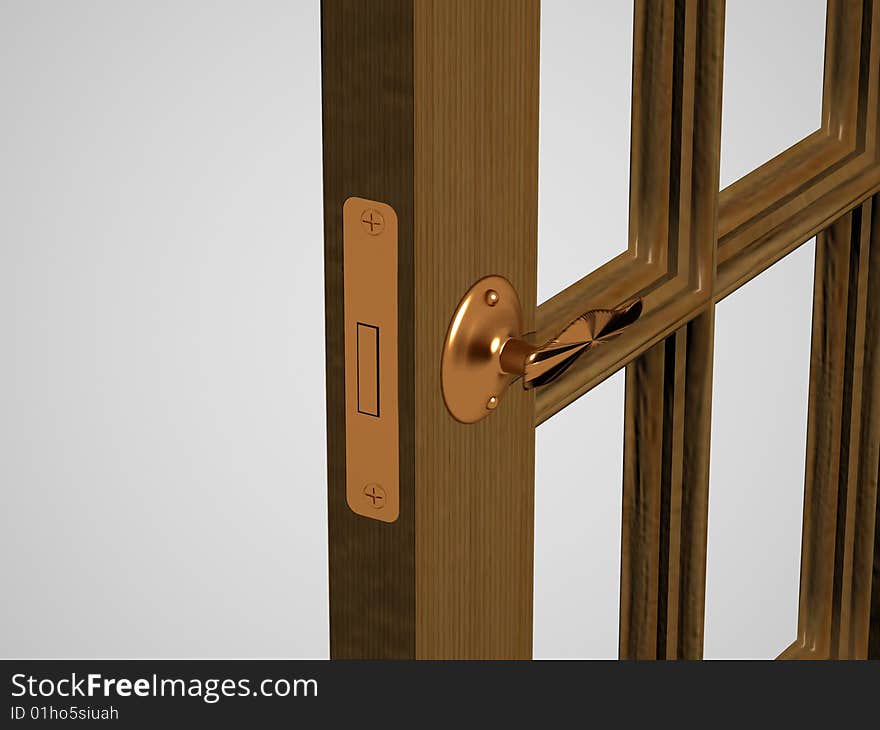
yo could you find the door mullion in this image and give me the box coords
[620,310,714,659]
[618,0,722,660]
[797,198,880,659]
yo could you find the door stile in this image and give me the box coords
[322,0,539,659]
[619,0,724,660]
[412,0,539,660]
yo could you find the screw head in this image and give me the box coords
[360,208,385,236]
[486,396,498,410]
[485,289,499,306]
[363,483,386,508]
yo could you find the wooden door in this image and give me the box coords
[321,0,880,659]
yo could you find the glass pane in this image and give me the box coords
[720,0,826,187]
[533,371,624,658]
[538,1,633,301]
[704,240,815,658]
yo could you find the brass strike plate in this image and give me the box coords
[343,197,399,522]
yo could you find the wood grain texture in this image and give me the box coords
[617,0,723,659]
[322,0,880,661]
[323,0,538,659]
[620,309,715,659]
[718,0,880,662]
[794,199,880,659]
[536,0,880,423]
[413,0,539,659]
[715,0,880,302]
[548,0,880,659]
[322,0,416,659]
[535,0,723,425]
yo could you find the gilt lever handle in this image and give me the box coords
[441,275,643,423]
[498,299,643,389]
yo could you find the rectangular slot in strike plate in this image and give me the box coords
[356,323,379,417]
[343,197,398,522]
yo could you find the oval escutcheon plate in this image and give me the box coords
[441,275,524,424]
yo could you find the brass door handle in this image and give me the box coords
[499,298,642,388]
[441,275,642,423]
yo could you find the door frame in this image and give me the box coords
[321,0,880,659]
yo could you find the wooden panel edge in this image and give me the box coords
[322,0,417,659]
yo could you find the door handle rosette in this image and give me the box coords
[441,275,642,423]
